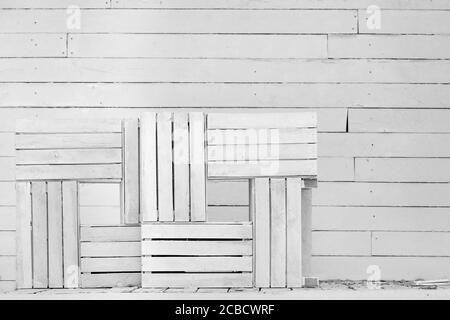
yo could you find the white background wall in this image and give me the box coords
[1,0,450,290]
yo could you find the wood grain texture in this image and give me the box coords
[123,119,139,224]
[80,226,141,242]
[142,223,252,239]
[142,240,252,256]
[62,181,79,288]
[254,178,270,287]
[142,273,252,288]
[47,181,63,288]
[31,182,48,288]
[156,112,173,221]
[81,273,141,288]
[16,182,32,288]
[173,113,190,221]
[0,34,66,57]
[189,112,206,221]
[270,178,286,287]
[142,256,252,272]
[286,178,302,287]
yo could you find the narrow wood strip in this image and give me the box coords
[62,181,79,288]
[286,178,302,287]
[142,240,252,256]
[142,257,252,272]
[16,182,32,289]
[47,181,63,288]
[142,273,252,288]
[123,119,139,224]
[173,113,190,221]
[157,112,174,221]
[270,178,286,288]
[31,181,48,289]
[189,112,206,221]
[254,178,270,288]
[142,223,252,239]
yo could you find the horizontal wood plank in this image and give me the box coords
[0,9,357,33]
[207,206,249,222]
[0,0,110,8]
[0,257,16,280]
[208,144,317,161]
[142,240,252,256]
[142,257,252,272]
[0,207,15,230]
[142,223,252,239]
[0,232,15,255]
[0,158,15,181]
[208,128,317,145]
[16,133,121,149]
[69,34,327,58]
[79,183,121,206]
[142,273,252,288]
[16,149,122,165]
[16,118,122,133]
[16,164,122,180]
[207,180,249,206]
[81,273,141,288]
[0,34,66,57]
[80,226,141,242]
[208,112,317,129]
[81,241,141,257]
[312,231,371,256]
[79,206,121,226]
[0,182,15,205]
[81,257,141,272]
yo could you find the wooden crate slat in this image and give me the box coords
[123,118,139,224]
[16,133,122,149]
[254,178,270,288]
[286,178,302,288]
[208,128,317,145]
[207,112,317,129]
[31,181,48,288]
[16,149,122,165]
[16,164,122,180]
[173,113,190,221]
[16,181,32,289]
[80,241,141,257]
[62,181,79,288]
[142,240,252,256]
[157,112,174,221]
[142,256,252,272]
[301,188,313,278]
[142,223,252,239]
[142,273,252,288]
[189,112,206,221]
[208,159,317,179]
[81,257,141,272]
[270,178,287,288]
[47,181,64,288]
[140,113,158,222]
[81,273,141,288]
[16,118,122,133]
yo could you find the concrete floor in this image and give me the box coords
[1,281,449,300]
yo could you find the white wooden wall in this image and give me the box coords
[1,0,450,290]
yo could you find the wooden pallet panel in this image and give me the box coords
[15,182,32,289]
[31,182,48,288]
[140,113,158,222]
[47,181,63,288]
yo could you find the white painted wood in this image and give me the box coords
[0,232,15,255]
[320,133,450,157]
[81,242,141,257]
[208,144,317,161]
[16,164,122,181]
[0,182,15,206]
[355,158,450,182]
[0,0,110,8]
[47,181,63,288]
[156,112,173,221]
[286,178,302,287]
[358,10,450,35]
[372,232,450,257]
[329,35,450,59]
[314,182,450,207]
[79,183,121,206]
[312,231,371,256]
[16,133,121,149]
[80,226,141,242]
[208,160,317,179]
[81,257,140,272]
[15,182,32,289]
[122,119,139,224]
[313,207,450,232]
[2,83,450,110]
[69,34,327,58]
[301,189,312,278]
[0,34,66,58]
[0,10,357,33]
[208,128,317,145]
[349,109,450,133]
[16,118,122,133]
[254,178,270,288]
[207,180,249,206]
[189,112,206,221]
[31,181,48,288]
[142,223,252,239]
[4,59,450,83]
[79,206,121,226]
[0,158,15,181]
[318,158,354,182]
[0,207,15,231]
[142,240,252,256]
[0,257,16,281]
[142,273,252,288]
[113,0,450,10]
[270,178,286,287]
[207,206,249,222]
[173,113,190,221]
[16,149,122,165]
[62,181,79,288]
[140,113,158,222]
[142,257,252,272]
[208,112,317,129]
[81,273,141,288]
[312,256,450,281]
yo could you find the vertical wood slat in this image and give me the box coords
[157,112,174,221]
[254,178,270,288]
[31,181,48,288]
[173,113,190,221]
[47,181,63,288]
[140,113,158,222]
[16,182,32,289]
[123,119,139,224]
[301,188,313,279]
[189,112,206,222]
[270,178,286,288]
[62,181,79,288]
[286,178,302,287]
